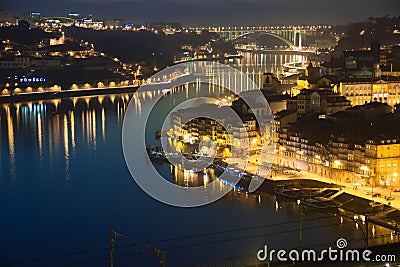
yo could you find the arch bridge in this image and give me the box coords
[207,26,318,50]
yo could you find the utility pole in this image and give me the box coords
[341,214,369,250]
[365,215,369,250]
[299,204,303,251]
[110,229,165,267]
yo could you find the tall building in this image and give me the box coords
[19,12,41,25]
[30,12,41,24]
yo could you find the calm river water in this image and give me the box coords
[0,52,396,267]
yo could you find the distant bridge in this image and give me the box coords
[190,25,329,50]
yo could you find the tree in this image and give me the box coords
[18,20,30,30]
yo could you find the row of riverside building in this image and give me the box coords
[273,43,400,189]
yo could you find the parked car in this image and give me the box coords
[393,189,400,193]
[372,193,381,197]
[385,196,395,201]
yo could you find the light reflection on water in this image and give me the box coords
[226,51,307,81]
[0,53,397,266]
[0,91,397,267]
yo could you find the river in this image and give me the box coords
[0,51,396,267]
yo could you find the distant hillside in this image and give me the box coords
[335,16,400,52]
[63,27,236,68]
[0,21,56,46]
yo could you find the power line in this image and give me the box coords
[181,233,400,267]
[0,214,339,266]
[3,214,389,267]
[164,220,357,251]
[57,220,362,267]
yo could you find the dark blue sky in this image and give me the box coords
[2,0,399,26]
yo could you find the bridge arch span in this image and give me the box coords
[232,31,297,49]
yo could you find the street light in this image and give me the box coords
[332,160,341,185]
[389,172,397,199]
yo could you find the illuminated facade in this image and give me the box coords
[169,104,260,154]
[104,19,125,29]
[366,139,400,186]
[277,132,400,187]
[338,78,400,106]
[0,57,61,69]
[275,102,400,187]
[293,89,351,116]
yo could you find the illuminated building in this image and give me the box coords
[68,12,79,24]
[31,12,41,22]
[75,15,103,29]
[169,103,260,154]
[104,19,125,29]
[319,43,400,107]
[262,72,282,91]
[275,102,400,187]
[293,89,351,116]
[170,104,227,145]
[273,110,297,143]
[50,34,65,46]
[366,139,400,186]
[338,77,400,106]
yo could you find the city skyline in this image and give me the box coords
[2,0,400,26]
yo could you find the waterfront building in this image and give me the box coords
[0,56,61,69]
[0,57,31,69]
[169,103,260,155]
[273,109,297,141]
[170,104,229,145]
[365,139,400,187]
[275,102,400,187]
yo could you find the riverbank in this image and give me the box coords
[236,48,314,54]
[258,175,400,232]
[267,169,400,210]
[149,151,400,230]
[0,85,139,104]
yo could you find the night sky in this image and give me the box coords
[2,0,400,26]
